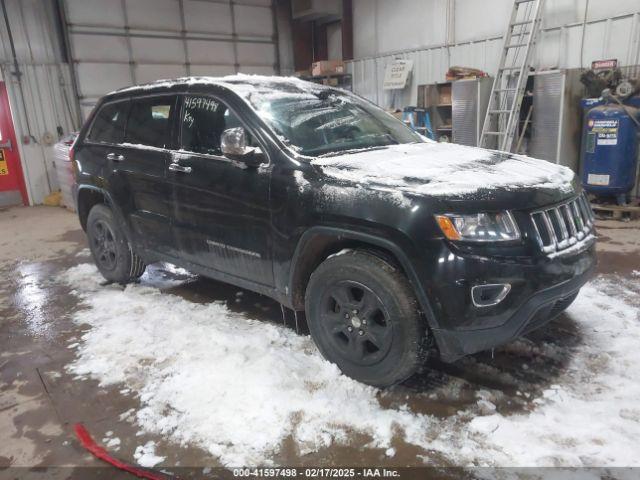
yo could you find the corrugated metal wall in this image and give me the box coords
[0,0,291,205]
[349,0,640,108]
[0,64,78,204]
[0,0,79,205]
[62,0,281,118]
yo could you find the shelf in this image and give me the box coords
[302,73,352,81]
[436,126,453,131]
[436,103,452,107]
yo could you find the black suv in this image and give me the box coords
[72,76,596,387]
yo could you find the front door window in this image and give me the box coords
[180,95,250,156]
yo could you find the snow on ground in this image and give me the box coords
[61,264,640,468]
[436,278,640,467]
[61,264,431,466]
[134,441,165,468]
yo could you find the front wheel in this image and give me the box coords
[86,204,146,284]
[305,250,428,387]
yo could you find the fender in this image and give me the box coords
[289,225,442,331]
[76,185,133,241]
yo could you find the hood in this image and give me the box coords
[310,142,576,204]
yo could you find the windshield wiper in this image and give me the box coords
[316,145,392,158]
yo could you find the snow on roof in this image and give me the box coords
[111,74,328,98]
[111,75,574,199]
[311,142,576,197]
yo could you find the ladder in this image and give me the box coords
[479,0,546,152]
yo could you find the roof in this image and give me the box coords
[108,74,331,100]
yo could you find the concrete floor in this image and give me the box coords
[1,205,639,477]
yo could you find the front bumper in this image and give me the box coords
[429,241,596,362]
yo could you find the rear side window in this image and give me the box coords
[181,95,250,156]
[125,96,177,148]
[87,101,128,144]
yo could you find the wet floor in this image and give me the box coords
[1,206,639,477]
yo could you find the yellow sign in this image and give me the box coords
[0,150,8,176]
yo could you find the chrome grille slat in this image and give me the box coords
[577,196,590,227]
[570,201,585,240]
[561,204,578,245]
[541,211,558,252]
[579,193,594,225]
[552,208,570,248]
[530,195,595,255]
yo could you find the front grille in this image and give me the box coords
[530,193,595,256]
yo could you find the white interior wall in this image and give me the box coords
[327,21,343,60]
[350,0,640,108]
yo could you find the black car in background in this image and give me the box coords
[71,76,596,387]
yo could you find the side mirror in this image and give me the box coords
[221,127,264,167]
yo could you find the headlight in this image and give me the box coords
[435,212,520,242]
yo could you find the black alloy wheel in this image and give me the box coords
[320,280,393,366]
[90,219,118,271]
[305,249,428,387]
[86,204,146,283]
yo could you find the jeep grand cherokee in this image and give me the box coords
[72,75,596,387]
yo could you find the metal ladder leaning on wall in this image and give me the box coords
[479,0,546,152]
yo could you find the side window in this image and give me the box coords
[125,96,176,148]
[180,95,253,156]
[87,101,128,144]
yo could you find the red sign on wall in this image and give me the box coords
[0,81,28,205]
[591,59,618,70]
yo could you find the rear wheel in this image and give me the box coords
[87,204,146,284]
[305,250,428,387]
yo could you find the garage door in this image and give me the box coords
[61,0,278,118]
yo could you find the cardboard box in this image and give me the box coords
[438,85,452,105]
[311,60,345,77]
[321,77,339,86]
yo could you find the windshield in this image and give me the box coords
[236,82,424,156]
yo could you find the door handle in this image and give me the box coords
[106,152,125,162]
[169,162,192,174]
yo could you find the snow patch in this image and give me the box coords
[326,248,354,260]
[134,441,164,468]
[111,74,321,98]
[317,183,410,209]
[61,263,640,467]
[293,171,310,193]
[458,279,640,466]
[311,142,575,197]
[61,264,431,466]
[106,437,121,450]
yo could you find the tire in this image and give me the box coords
[86,204,146,284]
[305,249,428,387]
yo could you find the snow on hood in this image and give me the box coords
[311,142,576,197]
